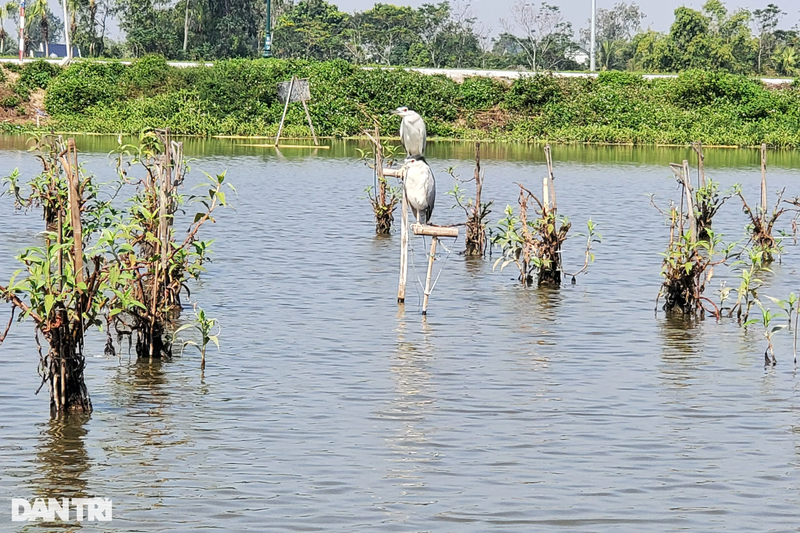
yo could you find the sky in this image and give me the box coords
[334,0,800,37]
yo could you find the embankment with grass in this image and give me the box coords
[2,56,800,147]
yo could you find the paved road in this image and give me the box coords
[1,57,792,86]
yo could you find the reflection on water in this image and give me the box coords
[33,414,91,501]
[383,308,437,490]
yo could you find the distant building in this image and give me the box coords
[33,43,82,59]
[571,50,589,66]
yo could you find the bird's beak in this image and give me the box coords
[391,109,400,115]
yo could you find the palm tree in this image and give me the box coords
[774,45,798,77]
[0,2,18,54]
[26,0,50,57]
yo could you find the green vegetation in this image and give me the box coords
[0,132,229,413]
[2,58,791,147]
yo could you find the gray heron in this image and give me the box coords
[393,107,427,160]
[403,158,435,225]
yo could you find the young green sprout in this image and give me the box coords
[744,304,786,367]
[176,303,220,372]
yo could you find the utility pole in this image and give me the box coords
[18,0,24,63]
[62,0,71,61]
[263,0,272,57]
[590,0,596,71]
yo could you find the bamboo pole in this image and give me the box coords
[275,76,295,147]
[682,159,696,243]
[692,142,705,188]
[761,143,768,224]
[301,99,319,146]
[421,237,438,316]
[63,140,83,284]
[57,208,63,287]
[544,144,556,211]
[474,142,482,211]
[60,360,66,411]
[374,127,385,208]
[397,192,409,303]
[542,150,550,212]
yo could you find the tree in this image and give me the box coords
[272,0,349,60]
[117,0,181,57]
[753,4,784,73]
[580,2,645,70]
[501,0,575,72]
[0,2,17,54]
[358,3,416,65]
[414,2,452,68]
[27,0,53,56]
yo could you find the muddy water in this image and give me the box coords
[1,136,799,531]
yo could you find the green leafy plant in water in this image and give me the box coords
[694,179,732,242]
[446,142,494,256]
[0,138,136,415]
[358,138,402,235]
[110,129,233,359]
[734,183,786,264]
[765,292,798,328]
[492,185,572,286]
[728,245,769,324]
[658,219,734,317]
[744,304,786,366]
[176,303,220,372]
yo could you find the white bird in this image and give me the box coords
[393,106,427,160]
[403,158,435,225]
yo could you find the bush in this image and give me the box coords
[0,95,21,108]
[596,71,644,87]
[457,77,506,110]
[505,74,563,110]
[44,62,126,115]
[122,54,176,97]
[18,60,62,90]
[670,70,765,107]
[38,56,800,147]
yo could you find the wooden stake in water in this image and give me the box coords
[682,159,696,244]
[761,143,768,224]
[61,139,83,284]
[692,142,706,188]
[544,144,556,212]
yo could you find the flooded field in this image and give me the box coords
[1,136,799,531]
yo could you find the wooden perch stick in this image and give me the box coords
[412,224,459,238]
